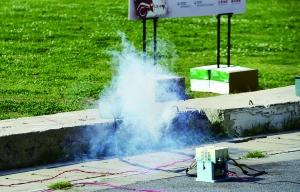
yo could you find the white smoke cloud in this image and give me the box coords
[97,31,190,156]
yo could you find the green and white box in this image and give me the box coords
[190,65,228,92]
[210,66,258,94]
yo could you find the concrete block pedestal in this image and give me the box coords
[99,75,185,119]
[155,75,186,102]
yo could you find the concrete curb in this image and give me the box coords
[0,86,299,171]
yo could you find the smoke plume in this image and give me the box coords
[93,32,207,157]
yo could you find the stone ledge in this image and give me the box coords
[0,86,299,171]
[220,101,300,134]
[0,122,115,171]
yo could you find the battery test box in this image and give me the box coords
[195,146,230,182]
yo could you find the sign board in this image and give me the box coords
[128,0,246,20]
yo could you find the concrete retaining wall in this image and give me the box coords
[0,122,115,171]
[221,101,300,134]
[0,111,209,171]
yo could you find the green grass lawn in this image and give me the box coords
[0,0,299,120]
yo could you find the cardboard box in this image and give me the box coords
[190,65,228,92]
[210,66,258,94]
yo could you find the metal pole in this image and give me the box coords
[142,19,146,64]
[227,14,232,67]
[217,14,221,68]
[154,18,157,66]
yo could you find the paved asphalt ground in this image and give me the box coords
[0,132,300,192]
[101,154,300,192]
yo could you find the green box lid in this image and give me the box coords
[211,69,230,83]
[190,68,209,80]
[190,65,235,80]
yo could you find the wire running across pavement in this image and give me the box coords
[0,157,194,190]
[41,181,168,192]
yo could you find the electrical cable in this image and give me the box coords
[41,181,167,192]
[105,100,194,174]
[185,156,267,178]
[188,159,299,186]
[103,97,119,154]
[227,170,249,181]
[228,156,267,177]
[249,100,253,105]
[71,182,167,192]
[118,158,188,173]
[185,159,197,177]
[0,158,193,187]
[185,169,197,177]
[252,181,300,185]
[172,106,179,112]
[163,151,194,158]
[227,171,300,185]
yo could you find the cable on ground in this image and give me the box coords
[227,170,300,185]
[185,159,197,177]
[41,181,167,192]
[228,156,267,177]
[0,157,193,187]
[73,182,167,192]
